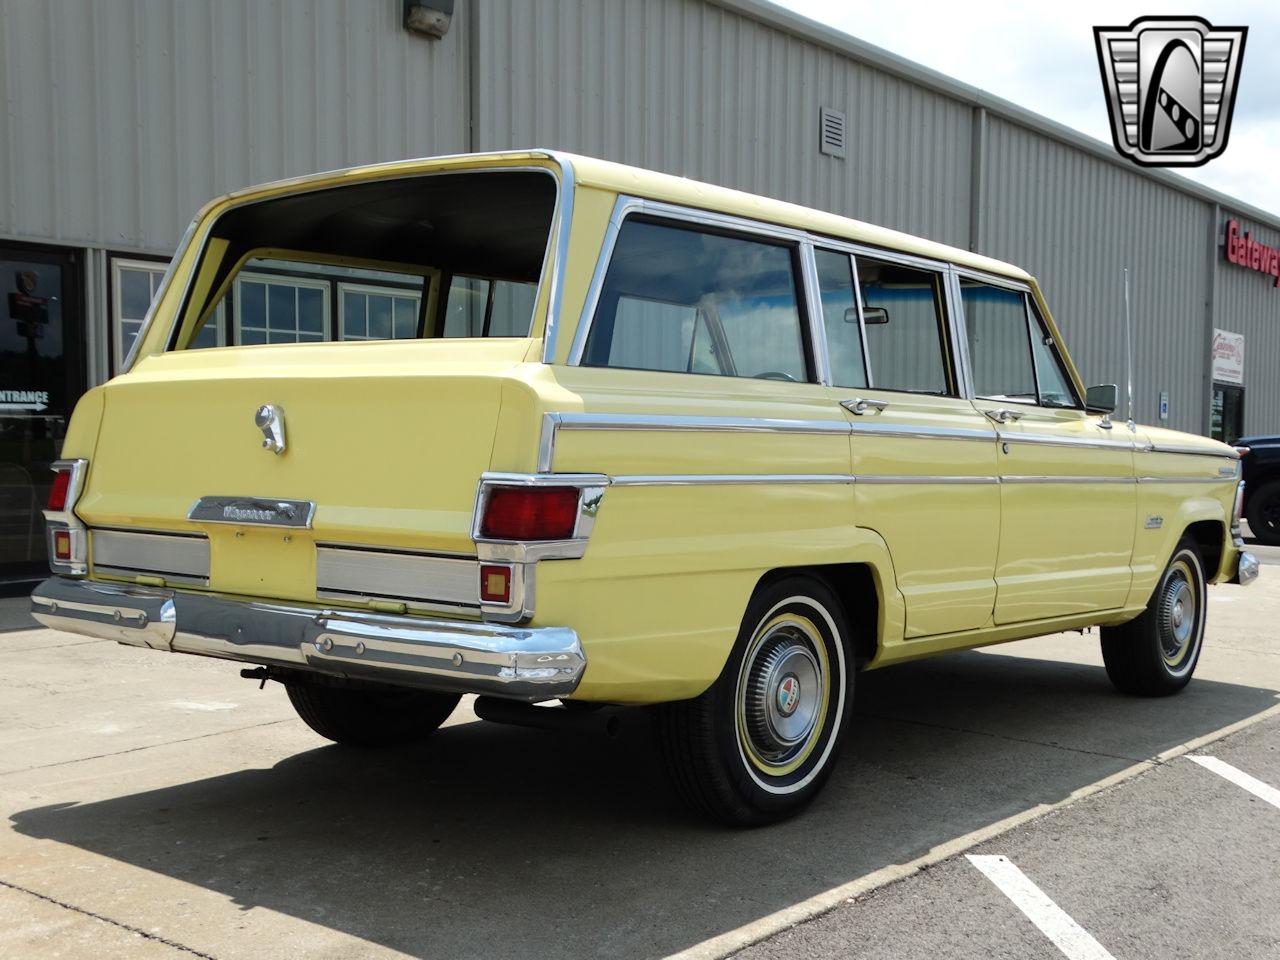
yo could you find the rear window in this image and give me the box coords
[169,170,555,350]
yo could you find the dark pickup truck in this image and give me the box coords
[1240,436,1280,545]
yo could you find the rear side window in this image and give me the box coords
[856,257,952,395]
[582,219,811,383]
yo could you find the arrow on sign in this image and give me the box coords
[0,400,48,412]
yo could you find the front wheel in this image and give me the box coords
[651,576,853,826]
[1100,538,1206,696]
[285,680,460,747]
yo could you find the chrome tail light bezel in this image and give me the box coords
[43,458,89,575]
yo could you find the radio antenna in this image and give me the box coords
[1123,266,1135,429]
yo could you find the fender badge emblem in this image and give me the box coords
[255,403,286,455]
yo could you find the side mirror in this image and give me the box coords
[1085,384,1118,414]
[845,306,889,325]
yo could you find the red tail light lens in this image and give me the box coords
[47,469,72,511]
[481,486,580,541]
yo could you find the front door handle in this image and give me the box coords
[841,398,890,416]
[982,408,1024,424]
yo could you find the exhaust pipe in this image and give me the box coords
[474,696,621,738]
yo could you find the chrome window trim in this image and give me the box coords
[943,267,975,400]
[951,265,1033,295]
[151,155,568,363]
[808,234,951,274]
[121,218,198,373]
[567,196,812,369]
[798,241,832,386]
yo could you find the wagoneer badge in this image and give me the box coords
[188,496,315,529]
[255,403,287,455]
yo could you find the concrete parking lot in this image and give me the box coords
[1,554,1277,959]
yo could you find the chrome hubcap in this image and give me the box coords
[741,625,823,766]
[1157,561,1198,666]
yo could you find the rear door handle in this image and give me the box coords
[982,408,1023,424]
[841,398,890,416]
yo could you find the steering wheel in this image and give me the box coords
[755,371,798,382]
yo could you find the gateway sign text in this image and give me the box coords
[1224,219,1280,288]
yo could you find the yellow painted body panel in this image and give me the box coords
[57,150,1244,705]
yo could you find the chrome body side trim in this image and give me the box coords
[996,430,1139,451]
[1002,475,1135,484]
[91,529,211,586]
[610,474,855,487]
[42,458,89,576]
[1136,475,1240,484]
[315,544,480,614]
[1147,442,1242,460]
[849,421,994,443]
[30,577,585,701]
[855,475,999,485]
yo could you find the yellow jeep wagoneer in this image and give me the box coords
[33,150,1259,824]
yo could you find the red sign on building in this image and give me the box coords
[1224,219,1280,288]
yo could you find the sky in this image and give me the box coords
[771,1,1280,217]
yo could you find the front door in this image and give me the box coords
[1210,383,1245,444]
[0,243,86,580]
[959,276,1135,624]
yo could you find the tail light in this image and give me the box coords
[479,564,512,604]
[480,486,581,541]
[47,468,72,511]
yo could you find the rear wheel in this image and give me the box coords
[652,576,853,826]
[285,680,459,747]
[1100,538,1206,696]
[1245,480,1280,546]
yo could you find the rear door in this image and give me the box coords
[817,246,999,638]
[957,273,1136,623]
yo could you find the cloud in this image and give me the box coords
[772,0,1280,216]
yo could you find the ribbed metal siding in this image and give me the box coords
[1213,214,1280,435]
[474,0,972,247]
[980,117,1210,432]
[0,0,469,254]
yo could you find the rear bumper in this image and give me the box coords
[30,577,585,700]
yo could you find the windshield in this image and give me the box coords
[169,169,556,350]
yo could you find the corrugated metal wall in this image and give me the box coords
[0,0,469,254]
[1213,213,1280,436]
[980,116,1210,433]
[473,0,972,248]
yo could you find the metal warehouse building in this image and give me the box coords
[0,0,1278,579]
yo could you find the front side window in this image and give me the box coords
[582,219,810,382]
[962,280,1078,408]
[856,257,951,395]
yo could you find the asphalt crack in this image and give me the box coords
[857,711,1144,762]
[0,877,219,959]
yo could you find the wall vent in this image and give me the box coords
[819,107,847,158]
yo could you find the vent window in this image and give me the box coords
[819,106,846,158]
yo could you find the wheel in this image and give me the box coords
[1100,538,1206,696]
[285,680,459,747]
[651,575,853,826]
[1245,480,1280,546]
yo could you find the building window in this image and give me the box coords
[339,284,420,340]
[111,258,167,372]
[234,273,329,345]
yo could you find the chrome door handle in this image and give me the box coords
[841,398,889,416]
[982,408,1023,424]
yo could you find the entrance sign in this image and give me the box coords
[1211,329,1245,384]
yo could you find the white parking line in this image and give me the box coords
[1188,755,1280,809]
[966,855,1116,960]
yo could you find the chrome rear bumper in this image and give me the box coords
[30,577,585,700]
